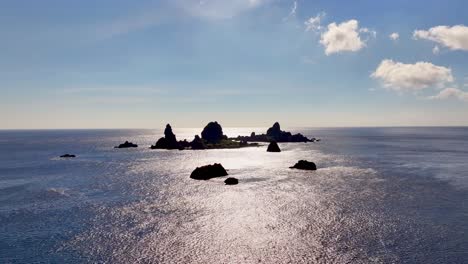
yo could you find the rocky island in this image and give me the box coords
[233,122,315,143]
[115,141,138,148]
[151,121,258,150]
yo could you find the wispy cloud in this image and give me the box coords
[61,85,164,94]
[304,12,326,32]
[175,0,270,20]
[428,87,468,102]
[283,1,297,21]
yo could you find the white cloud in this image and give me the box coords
[304,12,325,32]
[413,25,468,51]
[429,87,468,101]
[176,0,268,19]
[389,32,399,41]
[371,59,454,92]
[320,19,373,55]
[432,45,440,55]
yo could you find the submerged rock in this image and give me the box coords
[267,141,281,152]
[224,177,239,185]
[115,141,138,148]
[190,163,228,180]
[60,154,76,158]
[290,160,317,171]
[201,121,227,143]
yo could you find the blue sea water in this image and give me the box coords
[1,127,468,263]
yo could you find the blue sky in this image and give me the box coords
[1,0,468,129]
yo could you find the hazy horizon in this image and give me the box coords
[2,0,468,129]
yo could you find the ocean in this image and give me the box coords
[1,127,468,263]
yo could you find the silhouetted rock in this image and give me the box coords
[224,177,239,185]
[190,135,206,150]
[150,124,180,149]
[232,122,314,143]
[190,163,228,180]
[178,139,190,150]
[151,137,168,149]
[267,141,281,152]
[201,121,226,143]
[115,141,138,148]
[60,154,76,158]
[266,122,282,139]
[290,160,317,170]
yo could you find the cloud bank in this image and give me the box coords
[176,0,268,20]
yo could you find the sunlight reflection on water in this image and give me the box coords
[2,128,468,263]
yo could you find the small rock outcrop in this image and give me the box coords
[190,163,228,180]
[289,160,317,171]
[115,141,138,148]
[201,121,227,143]
[178,139,190,150]
[60,154,76,158]
[151,124,180,149]
[233,122,314,143]
[224,177,239,185]
[267,141,281,152]
[190,135,206,150]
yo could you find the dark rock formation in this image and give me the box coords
[190,163,228,180]
[190,135,206,150]
[178,139,190,150]
[115,141,138,148]
[233,122,314,143]
[152,137,168,149]
[224,177,239,185]
[267,141,281,152]
[201,121,227,143]
[151,124,180,149]
[60,154,76,158]
[289,160,317,171]
[266,122,282,140]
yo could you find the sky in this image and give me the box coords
[1,0,468,129]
